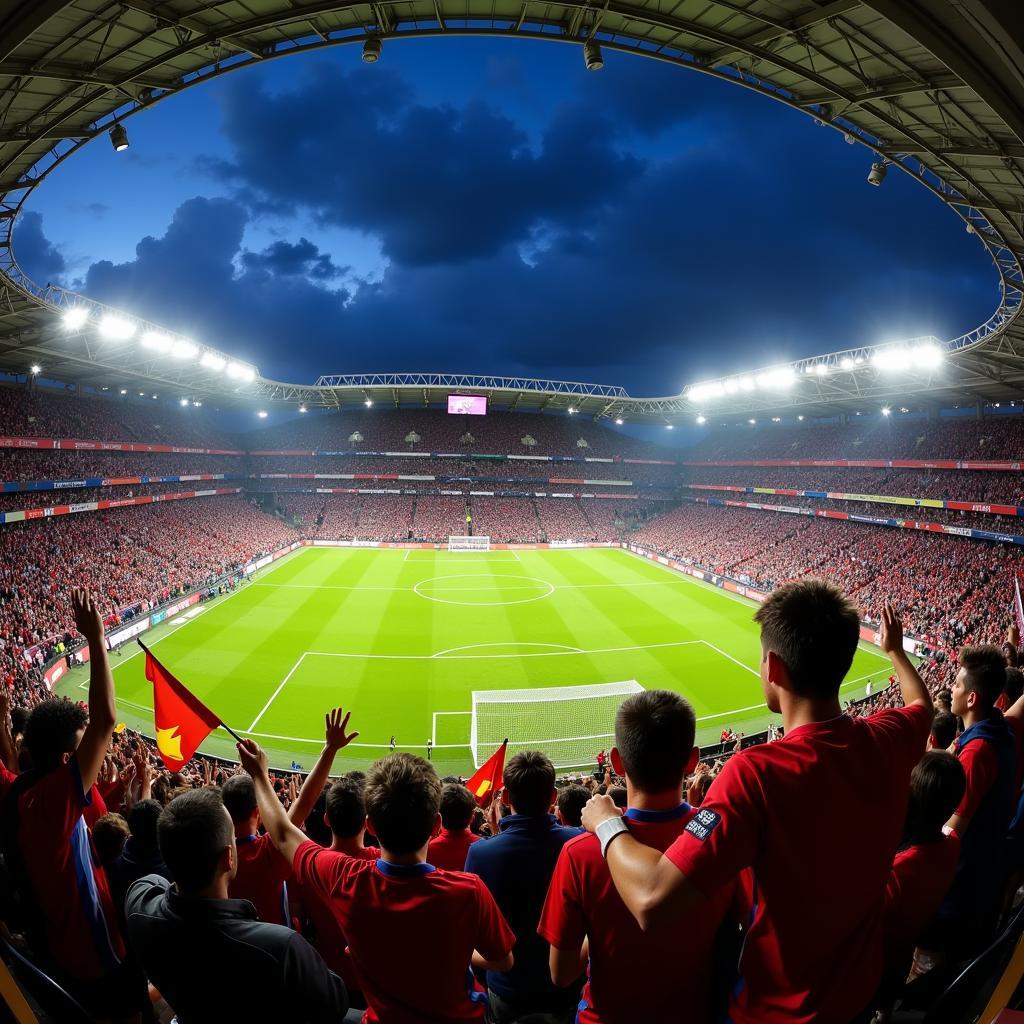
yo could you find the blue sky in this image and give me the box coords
[16,37,997,397]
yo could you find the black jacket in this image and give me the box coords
[125,875,348,1023]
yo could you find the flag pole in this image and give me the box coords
[136,639,244,743]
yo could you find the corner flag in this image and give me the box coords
[467,739,508,806]
[141,641,223,771]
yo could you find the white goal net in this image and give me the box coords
[470,680,644,769]
[448,535,490,552]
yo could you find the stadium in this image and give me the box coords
[0,2,1023,1023]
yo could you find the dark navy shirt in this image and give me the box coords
[465,813,581,1007]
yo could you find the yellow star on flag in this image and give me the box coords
[475,779,492,798]
[156,726,183,763]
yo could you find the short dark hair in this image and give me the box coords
[92,813,129,865]
[753,578,860,698]
[23,699,88,770]
[902,751,966,848]
[614,690,696,794]
[364,753,440,854]
[220,774,257,825]
[10,706,28,737]
[556,785,590,828]
[325,778,367,839]
[503,751,555,817]
[609,786,627,809]
[1004,667,1024,703]
[439,783,476,831]
[959,645,1007,708]
[158,788,233,893]
[930,711,957,751]
[127,799,163,856]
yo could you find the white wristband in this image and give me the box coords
[596,815,629,858]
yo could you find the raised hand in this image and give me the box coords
[324,707,359,751]
[237,738,269,778]
[71,588,105,644]
[878,602,904,658]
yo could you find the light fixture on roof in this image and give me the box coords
[119,388,128,395]
[840,357,855,370]
[568,407,576,414]
[797,415,805,421]
[227,362,255,382]
[141,330,174,354]
[364,398,373,407]
[200,351,227,372]
[62,307,90,330]
[257,410,268,419]
[867,160,888,187]
[299,404,307,413]
[881,407,891,416]
[30,363,41,375]
[583,39,604,71]
[696,415,706,425]
[151,394,158,400]
[771,417,781,423]
[843,132,856,145]
[813,363,829,377]
[109,124,129,152]
[98,314,136,341]
[748,418,756,425]
[362,36,382,63]
[171,339,198,360]
[666,423,674,430]
[193,400,202,407]
[614,417,624,425]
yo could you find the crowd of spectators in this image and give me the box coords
[0,450,247,485]
[4,577,1020,1023]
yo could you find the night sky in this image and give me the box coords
[15,37,997,398]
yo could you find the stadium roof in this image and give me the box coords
[0,0,1022,422]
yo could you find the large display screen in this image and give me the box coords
[447,394,488,416]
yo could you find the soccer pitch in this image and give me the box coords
[58,547,892,775]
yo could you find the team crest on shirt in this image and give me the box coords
[684,809,721,841]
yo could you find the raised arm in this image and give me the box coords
[0,686,16,773]
[287,707,359,824]
[72,589,117,791]
[879,603,931,711]
[581,795,702,931]
[237,738,308,864]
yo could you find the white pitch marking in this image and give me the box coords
[247,653,307,732]
[304,639,704,661]
[431,642,585,658]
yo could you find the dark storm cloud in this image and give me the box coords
[239,238,346,280]
[208,62,644,266]
[14,211,66,284]
[40,53,996,393]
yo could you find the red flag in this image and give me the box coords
[143,645,222,771]
[467,739,508,806]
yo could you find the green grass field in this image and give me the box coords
[57,547,893,775]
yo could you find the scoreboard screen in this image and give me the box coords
[447,394,488,416]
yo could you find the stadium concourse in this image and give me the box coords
[1,380,1024,1018]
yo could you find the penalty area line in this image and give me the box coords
[247,653,307,732]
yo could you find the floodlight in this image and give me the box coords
[615,417,624,425]
[867,161,888,186]
[748,418,756,425]
[30,364,41,375]
[723,379,739,395]
[771,417,781,423]
[151,394,158,400]
[362,36,382,63]
[911,343,944,369]
[708,382,725,399]
[119,389,127,395]
[364,398,373,407]
[179,398,189,406]
[814,363,829,376]
[299,405,307,413]
[141,330,174,353]
[696,415,706,425]
[62,307,90,330]
[840,357,855,370]
[738,377,755,392]
[666,424,674,430]
[257,410,268,419]
[568,407,576,414]
[200,351,227,371]
[871,347,911,372]
[881,407,891,416]
[98,315,136,341]
[171,339,198,359]
[844,132,856,145]
[583,40,604,71]
[193,401,202,407]
[798,415,805,421]
[227,362,255,381]
[109,124,129,152]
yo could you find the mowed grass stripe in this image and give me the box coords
[58,547,891,772]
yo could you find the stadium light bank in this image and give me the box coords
[683,340,945,406]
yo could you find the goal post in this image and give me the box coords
[448,535,490,552]
[470,680,644,770]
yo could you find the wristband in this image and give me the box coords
[596,815,629,858]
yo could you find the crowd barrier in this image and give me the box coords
[1,473,245,495]
[684,482,1023,517]
[0,486,242,525]
[0,435,242,455]
[677,494,1024,547]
